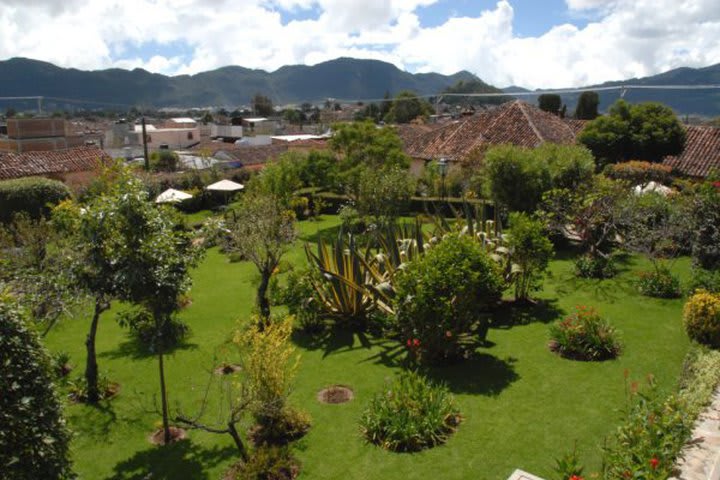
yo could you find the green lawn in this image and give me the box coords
[44,215,692,480]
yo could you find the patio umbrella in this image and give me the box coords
[206,179,245,192]
[155,188,193,204]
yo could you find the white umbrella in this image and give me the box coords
[633,181,673,197]
[206,179,244,192]
[155,188,193,204]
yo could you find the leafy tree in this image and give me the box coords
[330,120,409,170]
[354,103,382,123]
[538,94,562,115]
[507,212,554,302]
[0,294,73,479]
[149,150,179,172]
[224,193,297,321]
[249,154,303,209]
[536,143,596,191]
[384,90,432,124]
[252,93,274,117]
[575,91,600,120]
[282,108,302,124]
[106,175,202,444]
[579,99,686,165]
[350,166,415,226]
[483,145,552,213]
[298,150,339,190]
[691,180,720,270]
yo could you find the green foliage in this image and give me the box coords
[636,266,681,299]
[298,150,339,190]
[0,177,71,222]
[117,306,190,352]
[67,372,118,403]
[483,144,594,212]
[231,445,299,480]
[683,290,720,348]
[484,145,552,213]
[604,348,720,479]
[359,371,460,452]
[578,99,686,165]
[0,296,73,479]
[394,235,504,363]
[237,316,310,445]
[249,154,303,209]
[549,306,621,361]
[441,79,508,106]
[384,90,432,124]
[687,267,720,294]
[350,166,414,226]
[508,212,553,302]
[691,180,720,270]
[553,446,585,480]
[574,254,617,279]
[574,91,599,120]
[337,204,365,234]
[538,94,562,114]
[270,268,324,333]
[252,93,273,117]
[329,121,409,173]
[149,150,179,172]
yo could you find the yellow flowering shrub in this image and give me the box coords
[683,290,720,348]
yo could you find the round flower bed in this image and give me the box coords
[549,306,621,361]
[360,371,461,452]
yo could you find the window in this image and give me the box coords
[187,132,194,140]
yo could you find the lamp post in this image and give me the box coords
[438,157,448,201]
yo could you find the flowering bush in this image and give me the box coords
[393,235,504,364]
[636,266,681,298]
[549,306,621,361]
[359,371,460,452]
[683,290,720,348]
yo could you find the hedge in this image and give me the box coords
[0,177,71,222]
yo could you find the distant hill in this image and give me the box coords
[0,57,480,109]
[503,64,720,117]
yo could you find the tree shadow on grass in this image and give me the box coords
[69,400,119,439]
[491,299,565,329]
[106,439,236,480]
[552,269,638,303]
[422,353,520,396]
[100,334,199,361]
[299,224,344,243]
[292,324,395,360]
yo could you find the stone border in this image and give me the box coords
[670,389,720,480]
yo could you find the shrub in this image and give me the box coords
[67,373,119,403]
[270,269,325,333]
[117,307,190,352]
[683,290,720,348]
[549,306,621,361]
[553,446,585,480]
[0,177,71,222]
[394,235,504,363]
[338,204,364,234]
[687,267,720,294]
[636,266,681,298]
[231,445,299,480]
[691,180,720,270]
[604,160,672,186]
[603,348,720,479]
[574,254,617,279]
[0,296,73,479]
[149,150,179,172]
[507,212,554,302]
[360,371,461,452]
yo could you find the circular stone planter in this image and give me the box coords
[317,385,354,404]
[149,426,187,445]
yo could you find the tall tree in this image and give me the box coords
[574,91,600,120]
[384,90,432,124]
[538,94,562,115]
[252,93,274,117]
[579,99,686,165]
[224,193,297,322]
[0,294,73,479]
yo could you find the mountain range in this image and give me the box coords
[0,57,718,116]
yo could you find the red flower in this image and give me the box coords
[413,338,420,347]
[406,339,412,347]
[569,475,584,480]
[713,181,720,189]
[650,456,659,470]
[445,330,453,338]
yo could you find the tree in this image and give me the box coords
[108,175,202,444]
[252,93,274,117]
[224,193,297,321]
[0,295,73,479]
[579,99,686,165]
[538,94,562,115]
[507,212,554,302]
[248,154,303,209]
[384,91,432,124]
[691,180,720,270]
[298,150,339,190]
[483,145,552,213]
[350,166,414,226]
[575,91,599,120]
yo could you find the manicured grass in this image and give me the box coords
[44,216,692,479]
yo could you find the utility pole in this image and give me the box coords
[141,116,150,170]
[37,97,43,116]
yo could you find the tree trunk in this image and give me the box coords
[157,314,171,444]
[257,268,271,324]
[85,297,106,404]
[227,422,249,462]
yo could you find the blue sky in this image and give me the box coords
[0,0,717,89]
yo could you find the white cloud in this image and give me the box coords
[0,0,718,91]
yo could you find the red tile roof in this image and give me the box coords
[403,100,578,160]
[663,126,720,178]
[0,146,111,180]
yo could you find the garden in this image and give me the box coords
[3,101,720,480]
